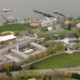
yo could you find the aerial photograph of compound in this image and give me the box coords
[1,0,80,80]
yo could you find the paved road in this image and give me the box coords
[11,67,80,75]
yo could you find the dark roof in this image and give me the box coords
[46,34,75,40]
[19,30,29,34]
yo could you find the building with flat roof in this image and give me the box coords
[0,35,16,42]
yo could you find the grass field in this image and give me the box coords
[33,52,80,69]
[23,23,38,30]
[37,30,70,37]
[0,24,25,34]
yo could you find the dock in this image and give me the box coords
[34,10,54,17]
[2,10,12,23]
[54,11,66,17]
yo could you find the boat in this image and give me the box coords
[58,12,62,15]
[7,16,14,19]
[13,10,18,12]
[54,10,58,13]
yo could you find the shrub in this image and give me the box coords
[65,48,67,51]
[31,46,35,49]
[41,27,48,31]
[6,71,12,77]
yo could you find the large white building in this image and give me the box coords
[41,17,57,27]
[0,35,16,42]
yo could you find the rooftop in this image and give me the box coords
[19,30,29,34]
[0,35,16,42]
[0,39,30,53]
[11,49,28,59]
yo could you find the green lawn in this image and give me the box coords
[33,52,80,69]
[23,23,38,30]
[37,30,70,37]
[0,24,25,34]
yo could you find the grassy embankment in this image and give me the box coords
[33,52,80,69]
[37,30,70,37]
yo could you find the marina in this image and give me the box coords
[0,0,80,25]
[2,10,12,23]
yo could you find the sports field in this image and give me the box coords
[0,23,38,35]
[33,52,80,69]
[0,24,25,34]
[37,30,70,37]
[23,23,38,30]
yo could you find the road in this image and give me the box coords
[11,67,80,75]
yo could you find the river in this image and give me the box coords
[0,0,80,25]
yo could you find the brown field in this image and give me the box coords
[1,31,14,35]
[30,23,39,26]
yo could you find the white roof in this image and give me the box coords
[0,35,16,42]
[76,23,80,28]
[65,20,69,24]
[47,27,53,31]
[24,49,34,54]
[61,38,69,44]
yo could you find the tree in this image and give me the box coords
[12,19,15,23]
[41,74,46,80]
[35,54,41,60]
[14,30,19,36]
[46,47,53,55]
[42,41,52,47]
[24,18,27,23]
[6,21,9,25]
[74,33,79,39]
[4,41,9,45]
[6,71,12,77]
[40,51,47,58]
[70,19,76,27]
[77,27,80,34]
[68,16,73,21]
[70,29,77,35]
[15,19,18,23]
[12,73,20,80]
[28,55,36,62]
[46,77,49,80]
[27,17,30,23]
[67,23,71,30]
[3,62,10,70]
[31,17,33,22]
[57,17,66,25]
[76,42,80,48]
[21,68,28,79]
[0,41,5,46]
[66,71,72,78]
[54,42,64,52]
[3,22,6,25]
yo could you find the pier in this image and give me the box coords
[2,10,12,23]
[34,10,54,17]
[54,11,66,17]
